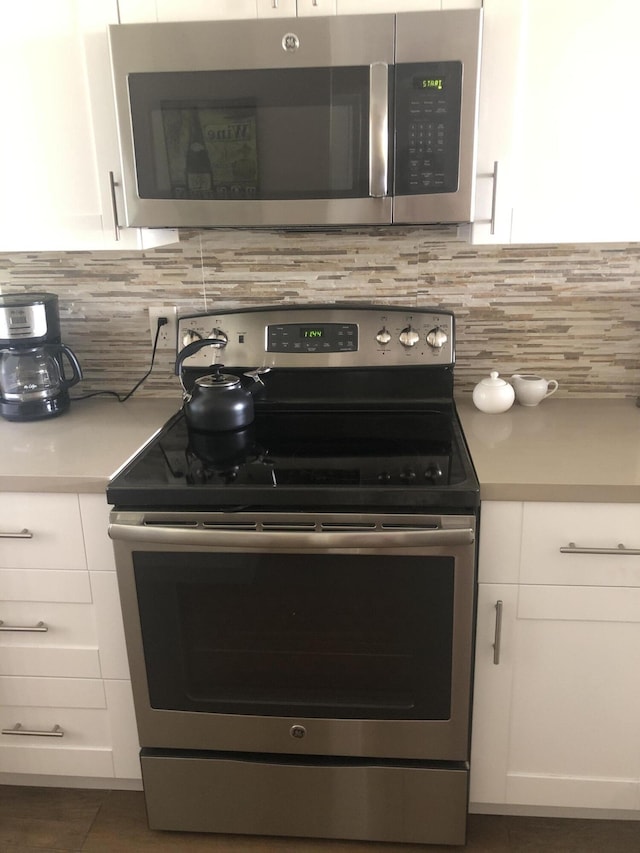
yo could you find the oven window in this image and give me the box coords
[127,67,382,201]
[133,551,454,721]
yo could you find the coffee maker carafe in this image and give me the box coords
[0,293,82,421]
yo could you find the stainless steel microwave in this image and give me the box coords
[108,10,482,229]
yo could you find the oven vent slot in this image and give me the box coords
[381,523,440,530]
[202,522,258,531]
[260,522,317,532]
[143,520,199,528]
[320,522,377,531]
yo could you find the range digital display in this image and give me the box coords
[301,328,324,339]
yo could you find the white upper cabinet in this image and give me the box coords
[472,0,640,245]
[337,1,480,12]
[297,0,336,15]
[0,0,177,252]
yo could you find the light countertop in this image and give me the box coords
[1,396,639,502]
[456,397,640,503]
[0,397,179,493]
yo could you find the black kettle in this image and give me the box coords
[175,338,267,432]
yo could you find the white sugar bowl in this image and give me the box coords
[472,371,515,414]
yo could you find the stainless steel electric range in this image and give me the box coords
[107,304,479,847]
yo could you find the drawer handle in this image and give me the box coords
[560,542,640,556]
[0,620,48,633]
[2,723,64,738]
[493,600,503,665]
[0,529,33,539]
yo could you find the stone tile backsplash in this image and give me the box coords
[1,226,639,400]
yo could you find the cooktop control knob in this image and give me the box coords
[400,468,417,483]
[182,328,203,348]
[426,326,448,350]
[208,328,228,348]
[376,327,392,346]
[399,325,420,348]
[424,464,443,483]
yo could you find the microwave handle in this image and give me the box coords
[369,62,389,198]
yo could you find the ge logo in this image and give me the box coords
[282,33,300,52]
[290,724,306,739]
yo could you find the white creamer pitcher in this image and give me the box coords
[511,374,558,407]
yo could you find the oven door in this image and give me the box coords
[109,510,476,762]
[108,16,394,228]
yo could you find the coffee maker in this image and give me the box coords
[0,293,83,422]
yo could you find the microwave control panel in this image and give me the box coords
[395,61,463,196]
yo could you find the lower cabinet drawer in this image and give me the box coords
[0,705,114,777]
[520,502,640,587]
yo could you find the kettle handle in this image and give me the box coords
[49,344,83,390]
[174,337,226,377]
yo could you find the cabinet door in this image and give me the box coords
[471,583,640,811]
[468,0,523,244]
[155,0,257,19]
[0,3,101,251]
[297,0,335,15]
[337,1,439,12]
[257,0,297,16]
[0,1,176,251]
[509,0,640,244]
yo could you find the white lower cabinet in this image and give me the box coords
[471,502,640,814]
[0,493,140,786]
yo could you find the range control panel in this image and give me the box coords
[176,305,454,369]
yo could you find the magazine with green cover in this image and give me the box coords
[161,105,258,200]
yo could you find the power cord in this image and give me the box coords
[71,317,167,403]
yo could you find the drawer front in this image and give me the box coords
[0,706,113,777]
[0,569,92,603]
[0,494,86,570]
[0,676,107,709]
[520,503,640,587]
[0,602,97,647]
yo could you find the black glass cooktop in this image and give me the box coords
[107,405,479,512]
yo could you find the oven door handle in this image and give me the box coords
[108,523,475,550]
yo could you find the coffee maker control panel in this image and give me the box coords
[0,303,49,341]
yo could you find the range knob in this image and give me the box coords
[426,326,448,350]
[400,468,417,483]
[208,327,228,348]
[376,327,392,346]
[182,328,203,348]
[399,325,420,348]
[424,464,443,483]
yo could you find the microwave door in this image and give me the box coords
[109,17,394,228]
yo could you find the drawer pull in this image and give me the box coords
[493,600,503,665]
[560,542,640,556]
[2,723,64,738]
[0,620,48,633]
[0,529,33,539]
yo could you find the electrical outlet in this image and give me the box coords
[148,306,178,349]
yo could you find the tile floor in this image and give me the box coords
[0,786,639,852]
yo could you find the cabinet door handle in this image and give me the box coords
[489,160,499,235]
[2,723,64,738]
[108,171,121,241]
[0,620,48,633]
[0,529,33,539]
[560,542,640,556]
[492,599,503,665]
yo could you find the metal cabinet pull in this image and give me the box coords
[0,620,48,633]
[272,0,278,7]
[492,600,503,665]
[108,171,121,241]
[0,529,33,539]
[489,160,499,235]
[560,542,640,556]
[2,723,64,738]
